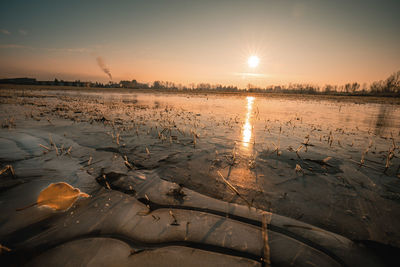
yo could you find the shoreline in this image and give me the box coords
[1,84,400,105]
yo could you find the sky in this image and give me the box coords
[0,0,399,87]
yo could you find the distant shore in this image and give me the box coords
[1,83,400,105]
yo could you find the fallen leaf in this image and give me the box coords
[17,182,90,211]
[37,182,90,211]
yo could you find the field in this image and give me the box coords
[1,86,399,266]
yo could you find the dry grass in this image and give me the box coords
[0,165,15,176]
[217,171,252,207]
[261,212,272,267]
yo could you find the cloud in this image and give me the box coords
[18,29,27,35]
[0,29,10,35]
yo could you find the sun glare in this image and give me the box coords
[247,56,259,68]
[242,96,254,148]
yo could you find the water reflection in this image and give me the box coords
[374,104,393,136]
[242,96,254,148]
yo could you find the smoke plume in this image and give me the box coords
[96,56,112,80]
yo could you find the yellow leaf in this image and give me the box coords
[37,182,90,211]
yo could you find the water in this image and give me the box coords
[1,88,400,245]
[90,91,400,155]
[31,89,400,157]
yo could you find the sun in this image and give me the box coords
[247,55,259,68]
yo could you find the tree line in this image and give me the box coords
[1,70,399,97]
[120,70,400,97]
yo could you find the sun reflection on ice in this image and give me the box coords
[242,96,254,148]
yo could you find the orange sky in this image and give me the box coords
[1,0,399,87]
